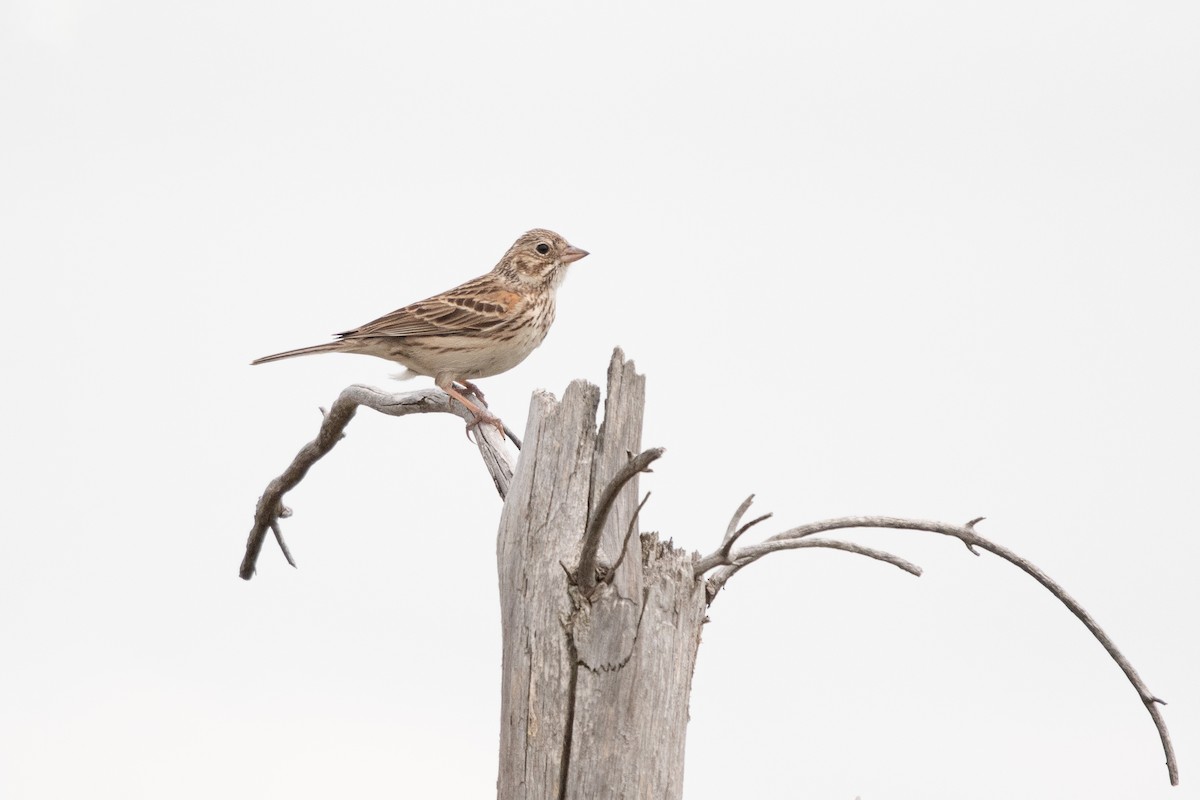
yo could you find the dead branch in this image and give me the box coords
[577,447,664,596]
[693,493,774,574]
[698,508,1178,786]
[239,384,516,580]
[722,537,923,579]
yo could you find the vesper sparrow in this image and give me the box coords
[252,229,589,433]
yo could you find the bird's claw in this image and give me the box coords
[465,411,505,442]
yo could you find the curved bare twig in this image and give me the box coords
[717,537,923,588]
[240,385,516,580]
[700,512,1177,786]
[577,447,664,596]
[725,495,756,541]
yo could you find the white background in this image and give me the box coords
[2,1,1197,798]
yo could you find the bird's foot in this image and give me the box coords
[464,409,506,441]
[456,380,488,407]
[443,383,503,442]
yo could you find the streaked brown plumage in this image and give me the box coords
[252,229,588,433]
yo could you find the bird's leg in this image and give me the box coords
[442,383,505,438]
[456,380,488,408]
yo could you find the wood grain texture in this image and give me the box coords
[566,539,705,799]
[496,380,600,799]
[495,350,706,800]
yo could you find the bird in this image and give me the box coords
[252,229,589,437]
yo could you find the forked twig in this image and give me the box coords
[693,494,774,574]
[240,385,515,580]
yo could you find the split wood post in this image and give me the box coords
[495,350,704,799]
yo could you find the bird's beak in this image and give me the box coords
[562,245,589,264]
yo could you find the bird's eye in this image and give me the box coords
[536,243,551,255]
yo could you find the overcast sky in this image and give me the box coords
[2,1,1197,798]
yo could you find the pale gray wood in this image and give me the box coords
[496,380,601,799]
[495,351,706,800]
[589,347,647,603]
[565,540,706,799]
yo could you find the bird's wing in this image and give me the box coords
[338,275,523,339]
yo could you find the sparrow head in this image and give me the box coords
[498,229,589,287]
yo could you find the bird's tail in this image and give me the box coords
[250,342,346,365]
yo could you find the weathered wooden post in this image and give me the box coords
[495,352,705,799]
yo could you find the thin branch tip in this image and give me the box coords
[269,521,296,568]
[726,497,764,540]
[741,512,773,531]
[731,495,755,525]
